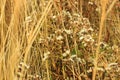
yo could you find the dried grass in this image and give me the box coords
[0,0,120,80]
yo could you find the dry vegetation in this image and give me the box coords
[0,0,120,80]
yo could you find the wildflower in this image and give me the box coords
[79,36,84,41]
[76,58,82,63]
[64,29,72,34]
[62,52,69,57]
[75,1,78,4]
[82,18,90,25]
[25,16,32,23]
[43,51,50,61]
[97,67,105,72]
[83,43,87,47]
[39,38,45,43]
[19,62,30,69]
[66,50,70,54]
[56,35,63,40]
[55,29,63,34]
[100,42,108,48]
[88,1,93,5]
[70,55,77,59]
[81,59,86,64]
[73,21,79,24]
[88,27,94,32]
[96,7,101,13]
[83,18,87,21]
[52,15,56,19]
[35,75,39,78]
[66,11,72,18]
[112,45,118,53]
[68,55,77,63]
[62,50,70,57]
[79,28,88,34]
[28,74,35,78]
[84,35,93,42]
[106,63,118,70]
[87,67,92,73]
[91,39,94,43]
[73,13,80,17]
[108,63,118,67]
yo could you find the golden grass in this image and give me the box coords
[0,0,120,80]
[92,0,108,80]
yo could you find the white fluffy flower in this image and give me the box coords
[52,15,56,19]
[79,28,87,34]
[88,27,94,32]
[79,36,84,41]
[43,51,50,61]
[88,1,93,5]
[20,62,30,69]
[25,16,32,23]
[62,50,70,57]
[64,29,73,34]
[56,35,63,40]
